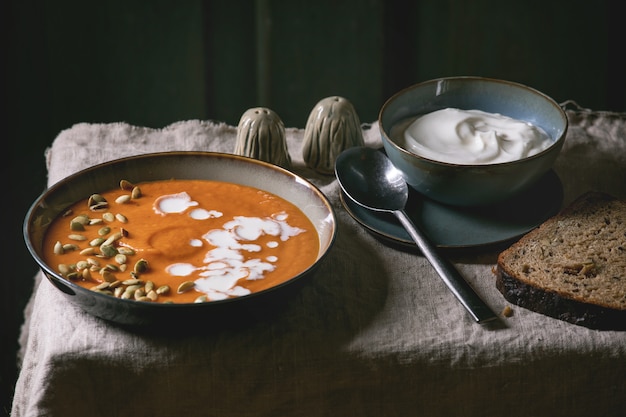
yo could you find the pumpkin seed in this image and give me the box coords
[146,290,158,301]
[144,280,155,292]
[93,282,110,291]
[80,247,96,256]
[53,241,64,255]
[89,201,109,212]
[119,179,134,190]
[68,234,87,241]
[115,213,128,223]
[133,288,146,300]
[88,194,108,210]
[100,244,118,257]
[90,237,105,247]
[118,247,135,256]
[131,186,142,199]
[111,282,121,289]
[156,285,170,295]
[62,243,79,252]
[70,220,86,231]
[177,281,195,294]
[82,268,93,281]
[65,271,81,281]
[89,193,106,204]
[66,271,80,281]
[136,296,152,302]
[58,263,71,275]
[102,232,123,246]
[101,270,116,282]
[133,259,149,274]
[122,288,138,300]
[122,278,142,286]
[72,214,90,224]
[115,194,131,204]
[119,264,128,272]
[76,260,90,270]
[87,199,109,211]
[114,286,124,297]
[114,254,127,265]
[102,212,115,222]
[194,295,208,303]
[98,226,111,236]
[108,280,122,289]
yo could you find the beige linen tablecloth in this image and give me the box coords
[13,107,626,416]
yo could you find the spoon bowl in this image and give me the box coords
[336,148,408,212]
[335,147,498,324]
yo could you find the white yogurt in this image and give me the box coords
[399,108,552,164]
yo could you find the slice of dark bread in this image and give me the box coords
[495,191,626,330]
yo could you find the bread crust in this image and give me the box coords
[495,191,626,331]
[496,268,626,330]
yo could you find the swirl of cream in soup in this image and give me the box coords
[399,108,552,164]
[154,192,305,301]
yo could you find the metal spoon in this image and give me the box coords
[334,146,498,324]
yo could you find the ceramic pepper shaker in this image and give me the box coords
[302,96,364,174]
[235,107,292,169]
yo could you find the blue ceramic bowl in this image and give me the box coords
[379,77,568,206]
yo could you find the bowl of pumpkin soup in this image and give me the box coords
[24,152,336,329]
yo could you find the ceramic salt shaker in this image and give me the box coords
[302,96,364,174]
[235,107,292,169]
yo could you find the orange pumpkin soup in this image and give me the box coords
[42,179,320,303]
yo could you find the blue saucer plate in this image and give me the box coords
[340,170,563,249]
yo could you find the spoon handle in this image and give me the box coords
[394,210,498,324]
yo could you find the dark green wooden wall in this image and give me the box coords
[2,0,624,413]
